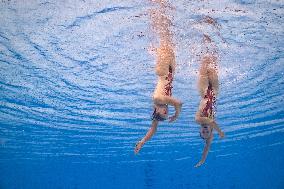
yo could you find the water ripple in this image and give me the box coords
[67,6,133,29]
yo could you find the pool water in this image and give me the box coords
[0,0,283,188]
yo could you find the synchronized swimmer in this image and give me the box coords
[134,43,182,154]
[134,0,182,155]
[194,35,225,167]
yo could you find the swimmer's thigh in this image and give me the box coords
[155,62,169,76]
[198,75,209,97]
[208,70,219,95]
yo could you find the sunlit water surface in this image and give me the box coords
[0,0,283,189]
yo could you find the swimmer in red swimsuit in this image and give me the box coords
[134,43,182,155]
[194,35,225,167]
[134,2,182,154]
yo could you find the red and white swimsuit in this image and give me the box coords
[201,84,216,119]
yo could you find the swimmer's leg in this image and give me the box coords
[169,54,176,74]
[208,68,219,96]
[198,57,210,96]
[135,120,159,154]
[155,58,176,76]
[155,62,169,76]
[155,45,176,76]
[198,75,209,97]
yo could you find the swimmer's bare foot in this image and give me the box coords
[169,102,182,122]
[134,140,144,154]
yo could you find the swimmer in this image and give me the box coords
[134,42,182,154]
[194,35,225,167]
[134,0,182,154]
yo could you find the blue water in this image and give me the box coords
[0,0,284,188]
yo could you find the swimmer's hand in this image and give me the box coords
[134,141,143,154]
[195,160,205,168]
[169,102,182,123]
[169,115,178,122]
[219,131,225,139]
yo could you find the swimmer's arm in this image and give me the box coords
[134,120,159,154]
[195,133,213,167]
[141,120,159,143]
[154,96,182,122]
[211,121,225,138]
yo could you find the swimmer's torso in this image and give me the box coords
[198,99,214,120]
[198,85,216,120]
